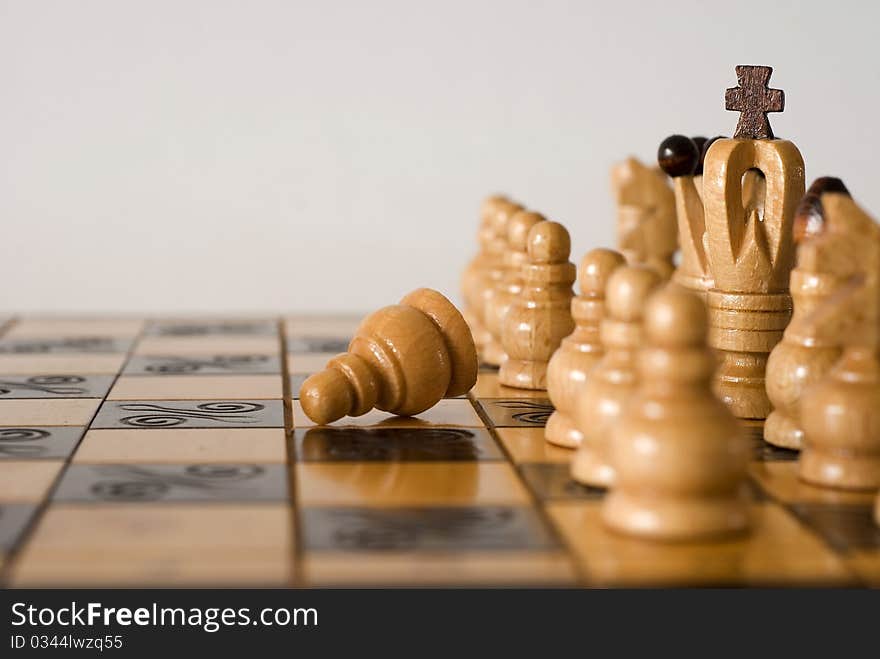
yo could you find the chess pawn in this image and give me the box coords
[611,157,677,279]
[545,248,626,448]
[764,179,850,449]
[800,346,880,490]
[499,221,576,389]
[462,195,508,353]
[299,288,478,424]
[571,266,662,487]
[798,193,880,490]
[603,286,752,540]
[481,199,524,366]
[483,210,546,366]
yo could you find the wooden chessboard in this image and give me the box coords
[0,314,877,588]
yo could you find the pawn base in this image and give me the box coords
[545,411,582,448]
[602,491,752,541]
[481,339,507,368]
[714,377,772,420]
[499,358,548,390]
[571,445,614,489]
[763,410,803,450]
[799,449,880,491]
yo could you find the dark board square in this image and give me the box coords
[0,337,132,354]
[52,464,289,503]
[756,443,800,462]
[301,506,560,552]
[0,426,85,460]
[475,398,554,427]
[0,504,38,552]
[124,354,281,376]
[518,463,606,501]
[788,503,880,554]
[294,427,503,462]
[145,320,277,337]
[286,336,350,354]
[0,375,114,399]
[91,400,285,429]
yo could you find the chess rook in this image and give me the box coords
[765,178,850,449]
[603,286,752,540]
[798,193,880,490]
[703,66,805,419]
[299,288,478,424]
[612,158,677,279]
[571,266,662,487]
[545,248,626,448]
[480,199,525,366]
[499,221,576,389]
[484,210,546,367]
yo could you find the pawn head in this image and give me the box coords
[507,210,546,251]
[644,285,708,347]
[527,220,570,264]
[579,248,626,297]
[605,266,662,322]
[489,199,523,238]
[481,194,509,225]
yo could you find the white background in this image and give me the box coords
[2,0,878,314]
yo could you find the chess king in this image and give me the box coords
[702,65,805,419]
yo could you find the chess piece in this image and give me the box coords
[462,195,508,354]
[571,266,662,487]
[703,66,805,419]
[603,285,752,540]
[612,157,677,279]
[764,178,851,449]
[480,199,524,366]
[299,288,478,424]
[484,210,546,367]
[875,492,880,527]
[798,193,880,490]
[545,248,626,448]
[657,134,715,296]
[499,221,576,389]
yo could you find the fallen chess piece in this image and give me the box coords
[298,288,478,425]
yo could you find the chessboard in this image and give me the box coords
[0,314,877,588]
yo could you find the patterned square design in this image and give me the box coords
[286,336,350,354]
[124,354,281,376]
[475,398,554,427]
[0,503,38,552]
[91,400,284,429]
[301,506,560,552]
[518,463,606,501]
[0,375,114,399]
[0,427,85,460]
[0,337,132,354]
[294,427,503,462]
[52,464,289,503]
[145,320,277,336]
[788,503,880,554]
